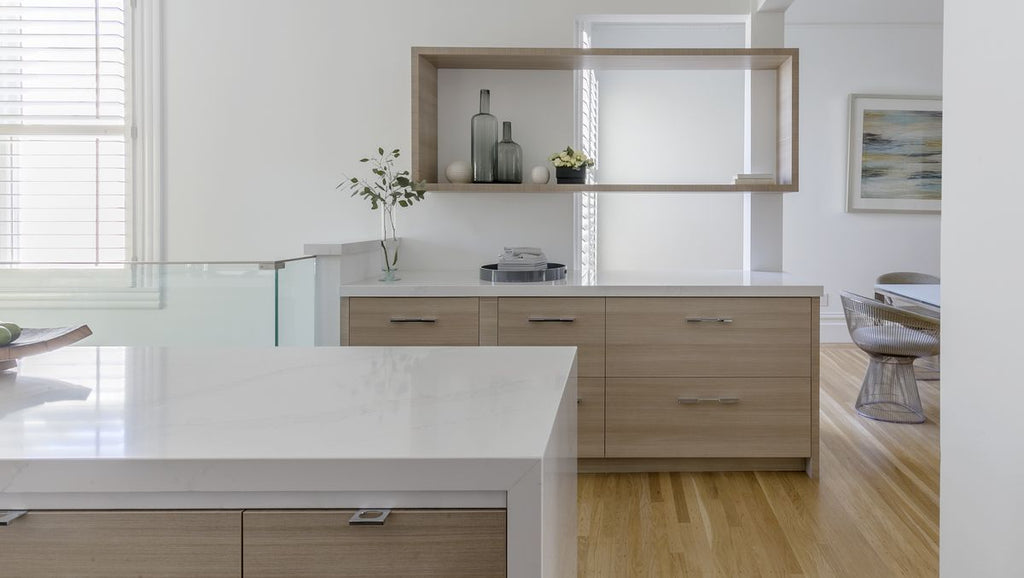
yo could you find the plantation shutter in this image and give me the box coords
[0,0,129,264]
[578,27,598,284]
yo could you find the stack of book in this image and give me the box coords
[733,173,776,186]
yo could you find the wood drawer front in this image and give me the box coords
[243,509,506,577]
[0,510,241,577]
[606,297,811,377]
[349,297,480,346]
[497,297,605,377]
[578,377,605,458]
[605,378,811,458]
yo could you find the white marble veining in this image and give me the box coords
[0,346,576,503]
[0,345,578,577]
[339,269,824,297]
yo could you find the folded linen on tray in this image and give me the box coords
[498,246,548,271]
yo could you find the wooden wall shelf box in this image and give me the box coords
[412,47,799,193]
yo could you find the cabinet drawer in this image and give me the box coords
[348,297,480,346]
[578,377,605,458]
[606,297,811,377]
[0,510,241,577]
[605,378,810,458]
[497,297,605,377]
[243,509,505,577]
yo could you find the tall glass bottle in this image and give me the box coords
[471,89,498,183]
[496,121,523,183]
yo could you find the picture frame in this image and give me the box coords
[846,94,942,213]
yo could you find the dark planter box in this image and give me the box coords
[555,166,586,184]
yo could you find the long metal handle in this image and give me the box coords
[0,510,27,526]
[528,316,576,323]
[677,397,740,405]
[389,316,438,323]
[349,509,391,525]
[685,317,733,324]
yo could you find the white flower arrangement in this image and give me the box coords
[549,146,595,170]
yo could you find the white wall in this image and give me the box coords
[592,23,747,272]
[160,0,943,339]
[941,0,1024,574]
[161,0,752,268]
[783,14,942,341]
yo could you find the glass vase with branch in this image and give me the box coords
[340,147,426,281]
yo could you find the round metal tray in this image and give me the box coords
[480,263,567,283]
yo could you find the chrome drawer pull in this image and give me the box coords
[0,511,27,526]
[389,316,438,323]
[686,317,733,324]
[349,509,391,526]
[528,316,576,323]
[677,397,740,405]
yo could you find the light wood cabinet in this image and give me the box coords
[605,378,811,458]
[242,509,506,577]
[0,510,241,577]
[342,295,820,475]
[497,297,605,377]
[606,297,811,377]
[578,377,605,458]
[347,297,480,346]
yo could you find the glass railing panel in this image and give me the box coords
[0,262,280,346]
[274,256,316,346]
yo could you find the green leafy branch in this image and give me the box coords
[338,147,427,272]
[339,147,426,211]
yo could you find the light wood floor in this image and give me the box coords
[578,345,939,577]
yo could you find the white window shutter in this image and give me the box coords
[0,0,129,264]
[578,27,598,284]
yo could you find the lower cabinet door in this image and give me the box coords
[0,510,241,578]
[243,509,506,577]
[605,378,811,458]
[348,297,480,346]
[578,378,605,458]
[496,297,606,377]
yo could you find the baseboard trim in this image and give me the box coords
[820,312,851,344]
[579,457,808,474]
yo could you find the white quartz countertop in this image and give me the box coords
[0,346,577,508]
[340,269,823,297]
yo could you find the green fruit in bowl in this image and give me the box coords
[0,326,11,346]
[0,322,20,342]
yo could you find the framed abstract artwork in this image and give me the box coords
[846,94,942,213]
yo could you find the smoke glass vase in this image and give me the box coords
[471,89,498,183]
[496,121,523,183]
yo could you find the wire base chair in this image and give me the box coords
[841,291,940,424]
[855,354,925,423]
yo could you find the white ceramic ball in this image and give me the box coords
[445,160,472,184]
[530,165,550,184]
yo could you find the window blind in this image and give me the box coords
[578,27,598,284]
[0,0,129,264]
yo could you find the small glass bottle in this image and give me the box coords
[495,121,523,183]
[471,89,498,183]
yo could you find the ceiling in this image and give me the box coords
[785,0,943,24]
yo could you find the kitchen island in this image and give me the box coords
[0,346,578,577]
[338,269,823,477]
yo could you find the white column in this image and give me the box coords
[743,7,785,272]
[942,0,1024,575]
[304,241,383,346]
